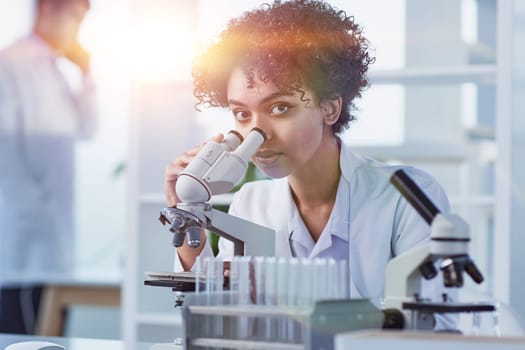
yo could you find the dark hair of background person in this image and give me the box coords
[192,0,376,134]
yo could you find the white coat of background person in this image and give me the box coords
[0,0,95,334]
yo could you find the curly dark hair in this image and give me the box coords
[192,0,375,134]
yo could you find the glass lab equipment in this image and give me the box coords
[179,256,374,350]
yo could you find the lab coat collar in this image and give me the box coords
[307,137,355,244]
[327,174,350,242]
[339,137,362,185]
[286,184,314,256]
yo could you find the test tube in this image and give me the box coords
[264,257,278,340]
[238,257,251,305]
[226,258,240,340]
[229,258,240,299]
[277,258,289,306]
[287,258,301,343]
[253,257,265,305]
[253,257,266,340]
[213,258,224,338]
[204,257,215,294]
[313,258,328,303]
[194,256,201,294]
[338,260,349,299]
[213,258,224,293]
[237,257,251,338]
[326,258,337,299]
[203,257,214,337]
[287,258,300,307]
[277,257,289,341]
[299,258,314,313]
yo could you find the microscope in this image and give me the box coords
[159,127,275,258]
[384,169,492,330]
[151,153,494,349]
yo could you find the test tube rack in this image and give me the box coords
[181,291,384,350]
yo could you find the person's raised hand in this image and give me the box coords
[63,40,90,74]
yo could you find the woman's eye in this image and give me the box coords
[233,110,250,120]
[270,104,289,115]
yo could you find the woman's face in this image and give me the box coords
[226,66,332,178]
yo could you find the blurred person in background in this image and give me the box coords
[0,0,95,334]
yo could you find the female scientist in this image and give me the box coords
[164,0,456,329]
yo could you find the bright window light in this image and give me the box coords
[128,16,196,82]
[343,85,405,146]
[80,0,198,83]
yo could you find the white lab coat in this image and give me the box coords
[175,139,458,329]
[0,35,96,281]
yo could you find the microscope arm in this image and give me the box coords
[165,202,275,256]
[384,244,431,310]
[206,208,275,257]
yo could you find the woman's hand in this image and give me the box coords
[164,134,224,207]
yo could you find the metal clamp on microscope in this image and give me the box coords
[383,169,494,331]
[159,127,275,260]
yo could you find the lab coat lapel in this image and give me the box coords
[272,178,293,258]
[339,141,364,298]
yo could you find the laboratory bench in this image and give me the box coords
[335,330,525,350]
